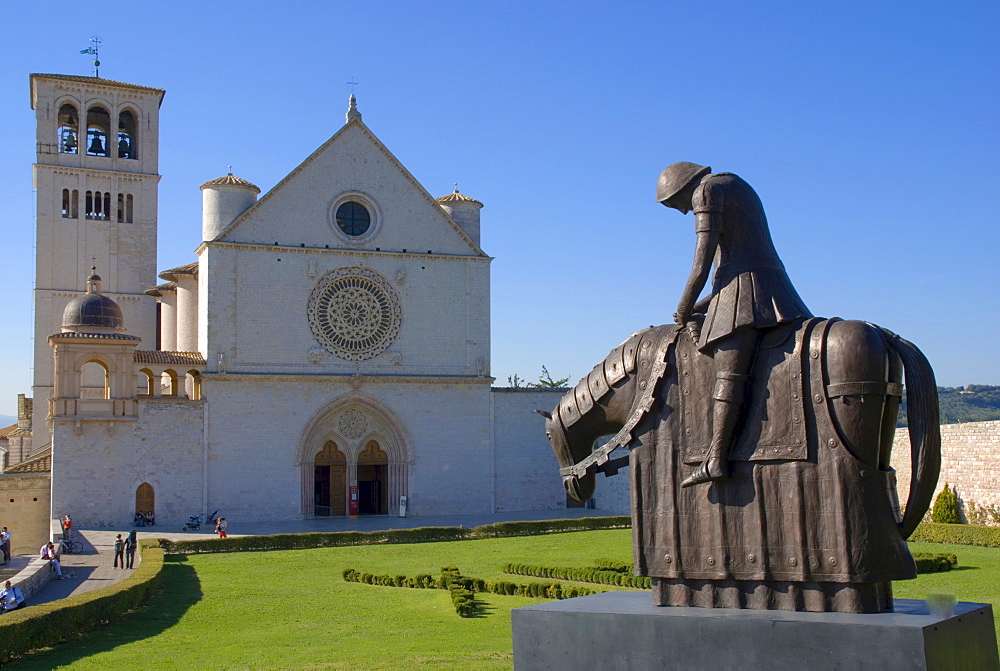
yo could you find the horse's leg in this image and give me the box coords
[824,320,890,469]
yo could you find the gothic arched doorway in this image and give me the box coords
[314,441,346,517]
[357,440,388,515]
[297,395,409,518]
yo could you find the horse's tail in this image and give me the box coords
[880,328,941,538]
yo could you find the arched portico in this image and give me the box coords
[297,394,410,517]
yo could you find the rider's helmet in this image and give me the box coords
[656,162,711,205]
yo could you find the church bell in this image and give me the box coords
[88,135,105,155]
[63,131,77,152]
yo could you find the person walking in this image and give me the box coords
[124,530,137,569]
[0,527,10,564]
[113,534,125,568]
[215,517,227,539]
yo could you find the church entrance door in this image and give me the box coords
[135,482,155,519]
[357,440,388,515]
[314,441,346,517]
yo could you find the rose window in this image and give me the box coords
[308,267,401,360]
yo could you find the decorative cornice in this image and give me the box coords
[195,240,493,262]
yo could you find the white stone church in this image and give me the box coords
[10,72,578,527]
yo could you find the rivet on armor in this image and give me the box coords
[643,341,651,349]
[664,554,672,563]
[811,351,819,359]
[681,352,688,358]
[641,360,649,368]
[683,389,690,395]
[789,557,797,566]
[772,448,779,454]
[791,373,798,379]
[747,554,756,563]
[707,556,715,566]
[830,557,838,566]
[791,392,798,399]
[828,438,837,447]
[793,416,801,424]
[684,428,692,435]
[683,370,689,376]
[640,381,647,389]
[757,448,763,455]
[814,394,823,403]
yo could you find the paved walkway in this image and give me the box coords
[25,508,619,607]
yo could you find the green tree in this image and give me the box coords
[931,483,961,524]
[506,374,524,388]
[528,366,570,388]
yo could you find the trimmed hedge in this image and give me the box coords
[160,516,632,555]
[0,540,165,664]
[911,552,958,573]
[342,565,595,612]
[909,522,1000,548]
[502,562,651,589]
[593,558,632,573]
[440,566,477,617]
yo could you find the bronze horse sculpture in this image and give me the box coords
[545,316,939,613]
[543,164,940,614]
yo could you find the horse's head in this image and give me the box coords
[539,404,597,502]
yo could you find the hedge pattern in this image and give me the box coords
[341,565,596,615]
[909,522,1000,547]
[0,541,165,664]
[501,562,651,589]
[160,516,632,555]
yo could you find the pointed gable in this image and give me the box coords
[217,119,485,257]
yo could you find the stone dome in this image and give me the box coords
[61,273,125,331]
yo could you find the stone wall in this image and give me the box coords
[0,472,51,554]
[890,419,1000,522]
[491,388,567,512]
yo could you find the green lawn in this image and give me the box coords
[9,532,1000,669]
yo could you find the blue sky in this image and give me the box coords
[0,1,997,415]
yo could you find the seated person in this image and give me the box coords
[144,510,155,526]
[0,580,25,612]
[133,512,146,527]
[40,542,64,579]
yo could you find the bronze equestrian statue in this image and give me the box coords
[544,164,941,613]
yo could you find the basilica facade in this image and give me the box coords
[10,73,570,526]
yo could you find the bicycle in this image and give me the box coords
[60,539,83,554]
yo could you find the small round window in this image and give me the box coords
[335,201,371,237]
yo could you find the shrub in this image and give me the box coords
[931,483,961,524]
[499,562,650,589]
[159,517,632,556]
[911,552,958,573]
[909,522,1000,547]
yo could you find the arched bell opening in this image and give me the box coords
[117,110,137,159]
[314,441,347,517]
[86,106,111,156]
[357,440,388,515]
[80,360,110,400]
[58,103,79,154]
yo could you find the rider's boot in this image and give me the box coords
[681,373,746,487]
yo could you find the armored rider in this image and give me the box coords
[657,162,812,486]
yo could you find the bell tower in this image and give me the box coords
[29,73,164,447]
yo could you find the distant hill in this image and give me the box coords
[898,385,1000,427]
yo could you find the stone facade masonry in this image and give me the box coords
[491,389,569,512]
[891,419,1000,522]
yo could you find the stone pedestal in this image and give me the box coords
[512,592,999,671]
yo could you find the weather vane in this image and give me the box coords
[80,36,103,77]
[346,77,360,95]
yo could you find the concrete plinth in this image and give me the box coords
[512,592,999,671]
